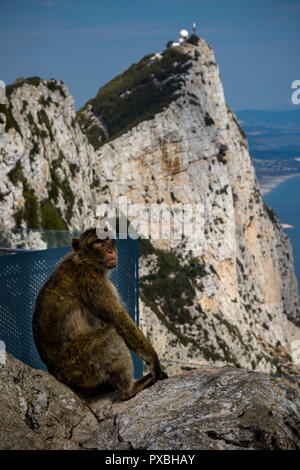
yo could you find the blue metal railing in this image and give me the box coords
[0,238,142,378]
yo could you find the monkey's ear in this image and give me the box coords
[72,238,80,252]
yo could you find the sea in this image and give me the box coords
[263,175,300,296]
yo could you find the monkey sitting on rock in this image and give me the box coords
[33,228,167,400]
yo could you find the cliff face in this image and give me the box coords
[79,39,300,376]
[0,38,300,378]
[0,77,96,234]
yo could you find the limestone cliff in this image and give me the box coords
[0,77,96,233]
[0,38,299,380]
[78,38,300,378]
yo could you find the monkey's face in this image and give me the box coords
[72,229,117,270]
[91,238,117,269]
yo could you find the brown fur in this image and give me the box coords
[32,228,167,400]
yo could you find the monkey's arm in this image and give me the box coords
[78,272,166,380]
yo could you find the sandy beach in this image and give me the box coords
[259,173,300,196]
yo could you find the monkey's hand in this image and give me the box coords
[157,370,168,380]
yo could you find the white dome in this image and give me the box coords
[180,29,189,38]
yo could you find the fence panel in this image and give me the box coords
[0,240,142,377]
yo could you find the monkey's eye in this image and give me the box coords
[93,239,105,246]
[93,239,111,249]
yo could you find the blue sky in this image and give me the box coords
[0,0,299,111]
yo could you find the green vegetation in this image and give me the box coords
[47,178,59,203]
[217,184,229,195]
[69,162,79,178]
[47,80,66,98]
[0,103,21,134]
[27,112,35,127]
[1,77,56,136]
[91,175,100,188]
[187,34,199,46]
[61,177,75,222]
[204,113,214,126]
[215,335,241,368]
[54,150,65,169]
[37,108,54,141]
[209,264,220,279]
[139,238,154,257]
[47,151,75,222]
[27,112,41,138]
[236,257,244,274]
[21,100,28,113]
[76,112,106,151]
[8,160,24,185]
[78,48,192,148]
[23,76,42,87]
[22,186,40,229]
[194,50,200,61]
[227,105,247,141]
[214,217,224,225]
[139,240,249,368]
[39,95,52,107]
[29,141,39,162]
[47,152,64,202]
[170,191,179,202]
[40,201,67,230]
[263,202,278,225]
[253,187,261,204]
[10,158,69,230]
[140,292,223,363]
[139,238,207,324]
[14,187,67,230]
[78,197,83,214]
[9,161,40,229]
[213,312,249,354]
[217,144,228,164]
[14,208,25,227]
[5,77,42,99]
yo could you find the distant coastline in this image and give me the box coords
[263,172,300,297]
[259,173,300,196]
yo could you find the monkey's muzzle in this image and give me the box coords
[105,256,117,269]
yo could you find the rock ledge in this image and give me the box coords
[0,354,299,450]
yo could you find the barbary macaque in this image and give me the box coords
[33,228,167,400]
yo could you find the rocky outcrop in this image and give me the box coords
[0,77,96,233]
[0,354,299,450]
[80,39,300,375]
[0,38,300,377]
